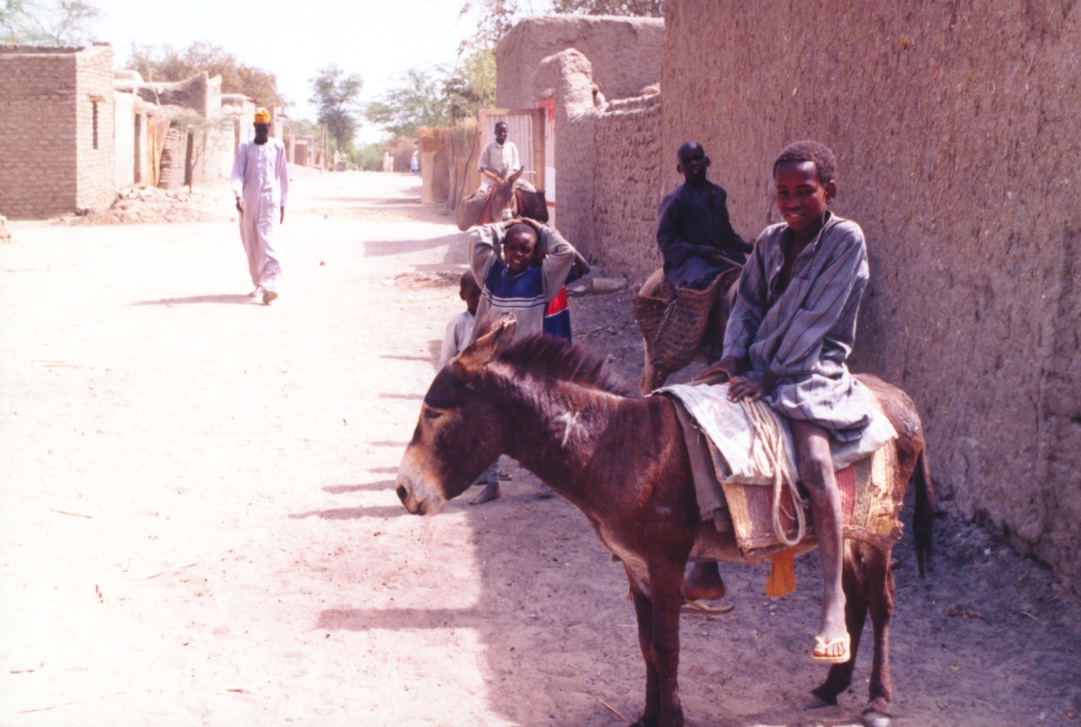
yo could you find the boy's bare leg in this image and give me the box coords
[684,561,726,601]
[792,419,848,660]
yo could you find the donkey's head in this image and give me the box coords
[397,316,517,515]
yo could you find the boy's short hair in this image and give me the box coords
[459,270,480,293]
[773,141,837,185]
[505,223,537,244]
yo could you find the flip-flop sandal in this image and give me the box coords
[682,599,734,614]
[811,633,851,664]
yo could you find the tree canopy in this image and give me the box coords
[365,68,448,139]
[126,41,283,108]
[309,65,364,152]
[1,0,100,45]
[364,46,495,138]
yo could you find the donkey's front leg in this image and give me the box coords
[629,585,661,727]
[648,558,687,727]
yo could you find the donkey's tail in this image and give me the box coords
[913,448,936,577]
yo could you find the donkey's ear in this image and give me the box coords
[457,314,517,371]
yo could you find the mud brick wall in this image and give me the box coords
[661,0,1081,590]
[0,44,114,219]
[497,15,663,110]
[525,48,664,282]
[588,95,665,280]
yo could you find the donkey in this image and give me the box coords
[397,317,933,727]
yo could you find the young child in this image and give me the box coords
[694,140,872,665]
[469,217,578,343]
[440,271,482,366]
[440,272,500,496]
[468,217,579,504]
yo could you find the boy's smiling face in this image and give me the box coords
[494,123,508,145]
[774,160,835,238]
[503,230,536,274]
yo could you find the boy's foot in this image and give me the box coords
[498,467,512,480]
[469,482,500,505]
[262,289,278,304]
[811,632,851,664]
[247,286,262,298]
[684,561,726,601]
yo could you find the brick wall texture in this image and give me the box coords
[0,44,115,219]
[658,0,1080,589]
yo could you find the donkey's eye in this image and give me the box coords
[424,408,444,421]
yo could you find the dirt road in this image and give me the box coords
[2,171,1079,726]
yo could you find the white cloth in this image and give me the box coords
[231,139,289,291]
[476,140,520,190]
[440,310,476,365]
[659,382,897,484]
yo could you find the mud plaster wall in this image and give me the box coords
[0,44,114,218]
[523,47,663,280]
[496,15,663,109]
[661,0,1081,590]
[587,95,665,278]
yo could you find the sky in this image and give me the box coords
[87,0,489,143]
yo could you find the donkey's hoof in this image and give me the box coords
[862,710,892,727]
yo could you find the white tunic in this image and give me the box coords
[476,140,520,190]
[231,139,289,291]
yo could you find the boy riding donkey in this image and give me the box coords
[456,121,545,230]
[690,140,873,665]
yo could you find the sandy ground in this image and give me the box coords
[1,171,1080,727]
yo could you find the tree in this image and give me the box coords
[309,65,364,153]
[126,42,283,107]
[365,68,449,139]
[441,43,496,123]
[1,0,100,45]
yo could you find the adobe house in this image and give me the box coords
[0,43,116,219]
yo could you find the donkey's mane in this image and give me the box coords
[499,334,638,397]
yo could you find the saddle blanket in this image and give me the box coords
[659,383,897,484]
[659,383,901,555]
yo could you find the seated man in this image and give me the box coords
[636,142,752,390]
[656,141,752,293]
[477,120,521,193]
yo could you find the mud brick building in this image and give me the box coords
[0,43,115,219]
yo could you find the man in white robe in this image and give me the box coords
[231,107,289,304]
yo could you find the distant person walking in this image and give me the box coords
[231,108,288,305]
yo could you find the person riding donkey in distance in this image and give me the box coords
[476,121,533,193]
[691,140,873,665]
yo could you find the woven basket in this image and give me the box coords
[633,268,738,372]
[456,188,490,231]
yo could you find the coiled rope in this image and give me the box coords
[739,399,806,547]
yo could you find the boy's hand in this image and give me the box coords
[512,216,544,231]
[726,371,779,402]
